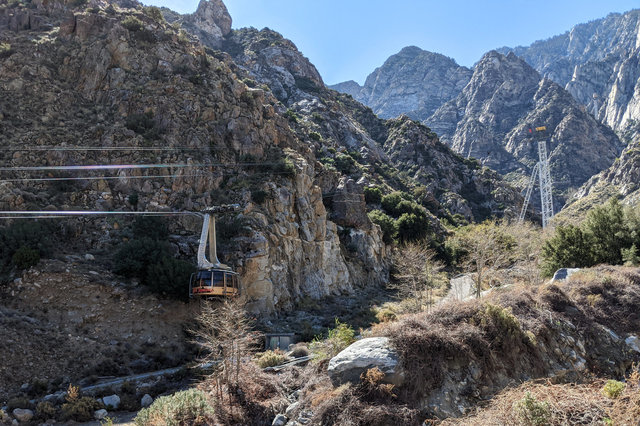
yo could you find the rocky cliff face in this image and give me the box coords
[217,28,522,222]
[561,137,640,220]
[426,51,624,208]
[329,46,472,121]
[498,9,640,133]
[0,0,386,314]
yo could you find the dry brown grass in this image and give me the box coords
[200,363,286,425]
[441,366,640,426]
[440,380,610,425]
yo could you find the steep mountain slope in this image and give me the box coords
[498,9,640,133]
[218,28,522,221]
[426,51,623,208]
[0,0,525,323]
[560,137,640,220]
[0,0,390,316]
[329,46,472,121]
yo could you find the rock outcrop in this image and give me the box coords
[220,27,522,222]
[560,137,640,219]
[330,46,472,121]
[223,27,324,105]
[327,337,404,386]
[426,51,624,208]
[182,0,232,48]
[498,9,640,133]
[0,2,385,315]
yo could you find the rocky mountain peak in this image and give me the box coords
[498,9,640,133]
[426,49,623,209]
[330,45,472,121]
[184,0,232,48]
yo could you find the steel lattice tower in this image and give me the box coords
[518,128,555,228]
[537,140,554,228]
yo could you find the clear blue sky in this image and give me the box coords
[143,0,640,85]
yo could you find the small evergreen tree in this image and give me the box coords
[541,225,593,277]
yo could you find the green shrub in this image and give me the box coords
[132,216,168,240]
[375,305,397,323]
[128,192,139,209]
[0,42,13,59]
[602,380,625,399]
[276,157,296,178]
[143,6,164,23]
[396,212,430,242]
[514,392,550,426]
[134,389,213,426]
[622,244,639,266]
[284,109,298,123]
[0,221,54,276]
[334,153,356,174]
[125,112,160,140]
[122,16,144,32]
[113,238,171,280]
[381,191,412,217]
[368,210,397,244]
[309,131,322,141]
[541,225,593,277]
[7,397,31,411]
[146,256,194,300]
[36,401,57,419]
[256,350,289,368]
[61,397,103,422]
[310,319,356,361]
[11,245,40,270]
[251,189,268,204]
[363,186,382,205]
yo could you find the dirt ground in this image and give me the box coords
[0,257,200,402]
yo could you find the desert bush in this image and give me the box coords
[7,396,31,411]
[35,401,57,419]
[289,344,310,358]
[513,392,551,426]
[0,42,13,58]
[143,6,164,23]
[11,245,40,270]
[113,237,172,280]
[251,189,268,204]
[602,380,624,399]
[146,256,194,299]
[357,367,395,402]
[368,210,397,244]
[256,350,288,368]
[363,186,382,205]
[380,191,412,217]
[61,397,103,422]
[622,244,639,266]
[375,304,398,323]
[0,220,54,275]
[122,16,144,32]
[309,131,322,141]
[134,389,213,426]
[310,319,356,361]
[125,111,160,140]
[446,221,516,297]
[284,109,298,123]
[396,211,430,242]
[334,153,356,174]
[132,216,168,240]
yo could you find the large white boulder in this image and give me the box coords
[102,394,120,410]
[327,337,404,386]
